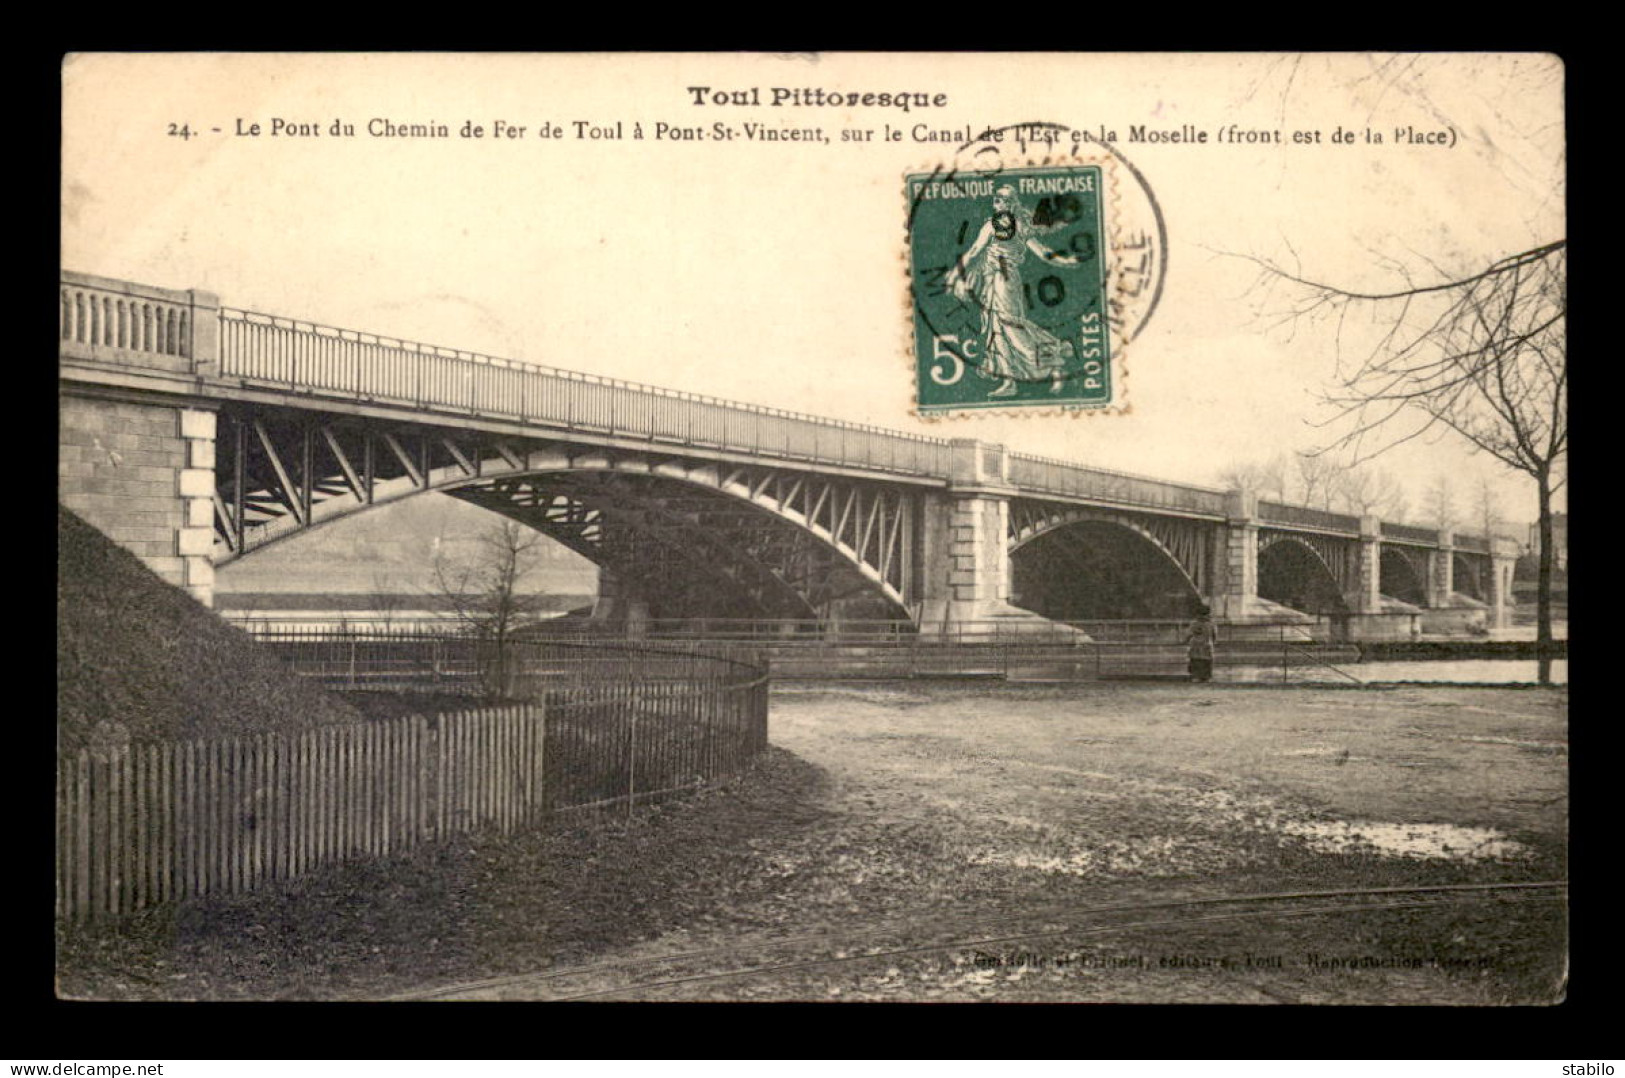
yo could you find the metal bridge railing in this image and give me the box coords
[62,271,1488,545]
[1258,500,1362,535]
[216,307,956,480]
[1008,452,1229,516]
[209,303,1268,519]
[1381,521,1441,544]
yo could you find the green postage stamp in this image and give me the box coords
[908,163,1114,414]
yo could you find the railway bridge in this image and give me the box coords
[59,271,1519,637]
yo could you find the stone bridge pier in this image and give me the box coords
[1486,544,1519,630]
[61,394,220,607]
[914,439,1036,632]
[59,281,223,607]
[1210,490,1262,621]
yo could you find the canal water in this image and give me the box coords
[1224,658,1569,685]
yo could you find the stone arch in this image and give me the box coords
[1257,535,1350,615]
[1007,513,1204,620]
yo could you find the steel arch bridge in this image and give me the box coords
[210,408,920,621]
[58,270,1518,634]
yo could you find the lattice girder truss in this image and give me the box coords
[211,406,917,620]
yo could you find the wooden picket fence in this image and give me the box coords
[57,686,768,920]
[57,706,544,920]
[58,635,770,921]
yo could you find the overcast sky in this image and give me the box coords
[63,53,1565,527]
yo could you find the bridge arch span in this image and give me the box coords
[1451,552,1487,601]
[1379,545,1430,607]
[212,414,915,621]
[1256,533,1351,615]
[449,463,914,621]
[1007,507,1207,620]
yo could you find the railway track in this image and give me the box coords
[389,880,1565,1002]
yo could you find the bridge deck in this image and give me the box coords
[61,269,1508,549]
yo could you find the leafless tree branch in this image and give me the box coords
[1235,238,1566,680]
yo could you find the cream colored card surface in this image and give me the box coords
[60,53,1566,1005]
[63,54,1563,484]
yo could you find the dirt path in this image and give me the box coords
[434,681,1566,1004]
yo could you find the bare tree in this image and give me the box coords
[1216,454,1289,502]
[1424,475,1458,532]
[1473,476,1502,545]
[369,567,406,630]
[1225,452,1408,521]
[1331,465,1409,521]
[432,518,545,697]
[1293,451,1342,510]
[1245,240,1566,681]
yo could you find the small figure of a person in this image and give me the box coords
[1186,605,1217,683]
[943,184,1083,397]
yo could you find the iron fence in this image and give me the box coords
[248,619,1363,683]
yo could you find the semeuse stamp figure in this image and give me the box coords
[944,183,1082,398]
[909,164,1113,412]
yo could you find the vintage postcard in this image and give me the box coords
[58,53,1567,1007]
